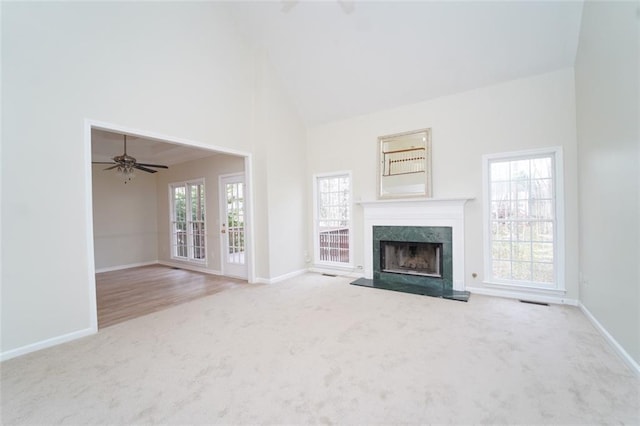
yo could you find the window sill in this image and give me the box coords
[483,280,566,295]
[310,263,361,278]
[314,262,354,271]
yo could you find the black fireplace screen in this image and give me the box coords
[380,241,443,277]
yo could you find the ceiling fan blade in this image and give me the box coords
[92,161,116,165]
[104,165,119,171]
[136,163,168,169]
[134,164,158,174]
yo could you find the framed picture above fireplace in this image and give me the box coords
[378,128,432,199]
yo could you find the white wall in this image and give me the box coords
[92,165,158,270]
[1,2,307,357]
[252,52,308,281]
[155,154,245,273]
[307,69,579,299]
[575,1,639,364]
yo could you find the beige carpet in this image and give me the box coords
[2,273,638,424]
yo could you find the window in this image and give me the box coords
[314,172,352,266]
[483,147,564,290]
[170,179,206,263]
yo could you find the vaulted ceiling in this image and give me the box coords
[227,1,584,125]
[92,1,584,161]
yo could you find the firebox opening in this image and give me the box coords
[381,241,443,278]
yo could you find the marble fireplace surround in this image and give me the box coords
[359,198,472,291]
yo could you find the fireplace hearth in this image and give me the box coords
[352,225,470,302]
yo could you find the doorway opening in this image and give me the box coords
[85,119,255,329]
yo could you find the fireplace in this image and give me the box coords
[352,198,472,302]
[373,225,453,293]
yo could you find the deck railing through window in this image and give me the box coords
[319,228,350,263]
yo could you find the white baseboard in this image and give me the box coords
[0,326,96,363]
[95,260,158,273]
[157,260,222,276]
[579,303,640,376]
[255,268,309,284]
[466,285,579,306]
[97,261,224,277]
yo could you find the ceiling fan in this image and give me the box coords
[92,135,168,183]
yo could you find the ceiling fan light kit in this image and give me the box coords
[92,134,169,184]
[116,164,136,183]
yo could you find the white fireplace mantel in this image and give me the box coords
[357,198,473,291]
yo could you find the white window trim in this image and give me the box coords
[313,171,354,269]
[482,146,565,292]
[169,178,207,265]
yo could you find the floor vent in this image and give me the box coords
[519,300,549,306]
[322,273,337,277]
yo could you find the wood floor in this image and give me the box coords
[96,264,247,328]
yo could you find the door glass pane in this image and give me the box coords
[226,181,245,265]
[171,182,206,261]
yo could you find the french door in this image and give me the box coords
[219,173,247,279]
